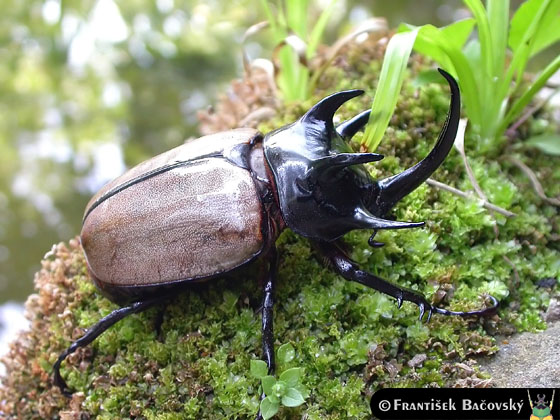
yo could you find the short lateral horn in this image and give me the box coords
[336,109,371,140]
[301,90,364,126]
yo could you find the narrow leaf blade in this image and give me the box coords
[363,29,419,150]
[487,0,509,77]
[502,54,560,130]
[464,0,494,78]
[509,0,560,57]
[307,0,338,58]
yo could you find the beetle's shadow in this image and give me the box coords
[151,260,269,340]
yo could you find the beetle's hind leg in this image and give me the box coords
[53,295,167,397]
[314,240,498,321]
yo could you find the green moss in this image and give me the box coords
[1,36,559,419]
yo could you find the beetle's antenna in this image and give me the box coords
[375,69,460,216]
[336,109,371,140]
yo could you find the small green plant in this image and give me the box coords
[259,0,339,101]
[398,0,560,146]
[250,343,309,419]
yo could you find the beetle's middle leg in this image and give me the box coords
[154,302,168,341]
[314,240,498,321]
[261,246,278,374]
[53,294,169,397]
[255,246,278,420]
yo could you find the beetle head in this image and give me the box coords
[535,394,549,408]
[263,69,460,243]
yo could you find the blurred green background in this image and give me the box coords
[0,0,550,306]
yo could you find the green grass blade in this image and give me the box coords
[399,22,482,130]
[499,54,560,134]
[487,0,509,78]
[307,0,338,58]
[276,0,288,31]
[484,0,509,137]
[508,0,539,51]
[398,19,474,70]
[278,47,299,100]
[464,0,493,79]
[509,0,560,58]
[398,24,447,64]
[463,0,497,138]
[362,29,419,151]
[440,44,483,132]
[526,0,560,58]
[285,0,309,38]
[495,0,552,135]
[260,0,280,38]
[510,0,552,85]
[441,18,476,49]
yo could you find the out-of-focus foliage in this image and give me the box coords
[399,0,560,146]
[258,0,339,101]
[0,0,259,302]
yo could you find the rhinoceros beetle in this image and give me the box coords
[53,69,498,413]
[528,390,555,420]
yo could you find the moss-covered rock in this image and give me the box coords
[1,34,559,419]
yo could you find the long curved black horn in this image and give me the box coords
[375,69,460,215]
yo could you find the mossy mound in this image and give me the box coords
[1,34,559,419]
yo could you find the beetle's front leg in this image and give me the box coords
[313,240,498,321]
[256,246,278,420]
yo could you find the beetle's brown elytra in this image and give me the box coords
[53,69,498,419]
[82,129,268,289]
